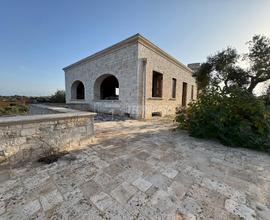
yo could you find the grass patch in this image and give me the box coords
[0,104,28,116]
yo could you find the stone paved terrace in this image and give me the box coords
[0,119,270,220]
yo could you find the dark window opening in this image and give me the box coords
[172,78,177,98]
[182,82,187,107]
[124,113,131,118]
[191,85,194,100]
[100,75,119,100]
[76,82,85,99]
[152,71,163,97]
[71,81,85,100]
[152,112,162,117]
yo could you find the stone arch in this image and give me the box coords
[94,74,119,100]
[71,80,85,100]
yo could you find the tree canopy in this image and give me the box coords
[195,35,270,94]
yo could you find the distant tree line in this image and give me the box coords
[0,90,66,116]
[30,90,65,103]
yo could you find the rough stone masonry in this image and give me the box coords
[0,105,96,165]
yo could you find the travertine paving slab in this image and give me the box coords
[225,199,257,220]
[111,182,137,204]
[132,177,152,192]
[90,192,114,212]
[0,119,269,219]
[161,168,178,179]
[40,189,63,211]
[22,199,41,216]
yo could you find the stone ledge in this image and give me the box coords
[68,100,87,104]
[92,99,121,103]
[0,111,96,126]
[148,97,163,100]
[30,104,79,113]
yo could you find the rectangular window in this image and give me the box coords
[172,78,176,98]
[182,82,187,107]
[152,71,163,97]
[191,85,194,100]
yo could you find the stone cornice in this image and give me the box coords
[63,33,193,73]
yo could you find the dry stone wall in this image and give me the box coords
[0,105,96,165]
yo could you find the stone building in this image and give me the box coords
[63,34,197,119]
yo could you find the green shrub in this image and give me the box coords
[176,89,270,152]
[261,94,270,107]
[50,90,65,103]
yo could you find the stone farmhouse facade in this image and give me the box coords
[64,34,197,119]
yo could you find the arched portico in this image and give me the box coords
[94,74,119,100]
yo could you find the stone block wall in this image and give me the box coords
[63,34,198,119]
[138,43,197,118]
[63,103,91,111]
[0,105,96,165]
[65,43,140,118]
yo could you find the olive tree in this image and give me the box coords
[195,35,270,94]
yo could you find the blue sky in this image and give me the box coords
[0,0,269,96]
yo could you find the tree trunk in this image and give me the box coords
[247,80,257,93]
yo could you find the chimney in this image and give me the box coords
[187,63,201,73]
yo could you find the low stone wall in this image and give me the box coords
[91,100,122,115]
[0,105,96,165]
[29,104,79,115]
[66,103,91,112]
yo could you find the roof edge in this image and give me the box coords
[63,33,140,71]
[136,35,192,72]
[63,33,192,73]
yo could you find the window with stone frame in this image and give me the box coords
[152,71,163,98]
[172,78,177,98]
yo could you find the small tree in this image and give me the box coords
[195,35,270,94]
[50,90,65,103]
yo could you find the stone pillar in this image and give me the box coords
[137,58,147,119]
